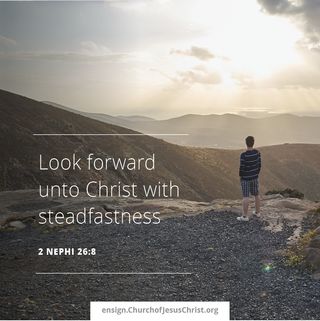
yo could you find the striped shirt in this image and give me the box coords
[239,149,261,180]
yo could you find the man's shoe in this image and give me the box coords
[253,210,261,217]
[237,216,249,222]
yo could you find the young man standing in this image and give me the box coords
[237,136,261,222]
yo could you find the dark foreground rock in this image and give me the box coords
[1,211,320,320]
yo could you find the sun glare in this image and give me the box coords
[185,0,302,81]
[225,15,302,78]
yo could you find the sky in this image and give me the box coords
[0,0,320,118]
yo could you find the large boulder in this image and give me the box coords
[304,232,320,272]
[305,247,320,270]
[309,235,320,249]
[8,220,26,230]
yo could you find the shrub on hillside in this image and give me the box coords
[284,230,317,267]
[265,188,304,199]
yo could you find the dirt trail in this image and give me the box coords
[1,210,320,320]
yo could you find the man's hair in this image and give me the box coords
[245,136,255,148]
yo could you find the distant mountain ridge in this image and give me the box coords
[1,89,320,201]
[44,101,320,149]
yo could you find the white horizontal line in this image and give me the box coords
[33,133,189,136]
[36,272,192,275]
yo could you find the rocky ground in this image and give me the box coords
[1,191,320,320]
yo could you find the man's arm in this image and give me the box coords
[239,153,245,177]
[257,151,262,174]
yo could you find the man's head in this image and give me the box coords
[245,136,255,148]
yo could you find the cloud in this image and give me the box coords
[105,0,149,11]
[0,35,17,47]
[105,0,170,11]
[177,69,221,85]
[257,0,320,48]
[151,65,221,86]
[0,41,133,63]
[231,72,255,88]
[170,46,215,61]
[80,41,112,55]
[232,57,320,89]
[0,52,129,62]
[256,1,320,89]
[257,0,299,14]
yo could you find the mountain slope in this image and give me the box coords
[2,89,320,200]
[47,101,320,149]
[192,144,320,201]
[126,113,320,148]
[42,101,131,128]
[1,90,240,201]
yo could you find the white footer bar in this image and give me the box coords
[90,301,230,321]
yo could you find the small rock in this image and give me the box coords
[8,221,26,230]
[259,291,268,299]
[24,298,36,305]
